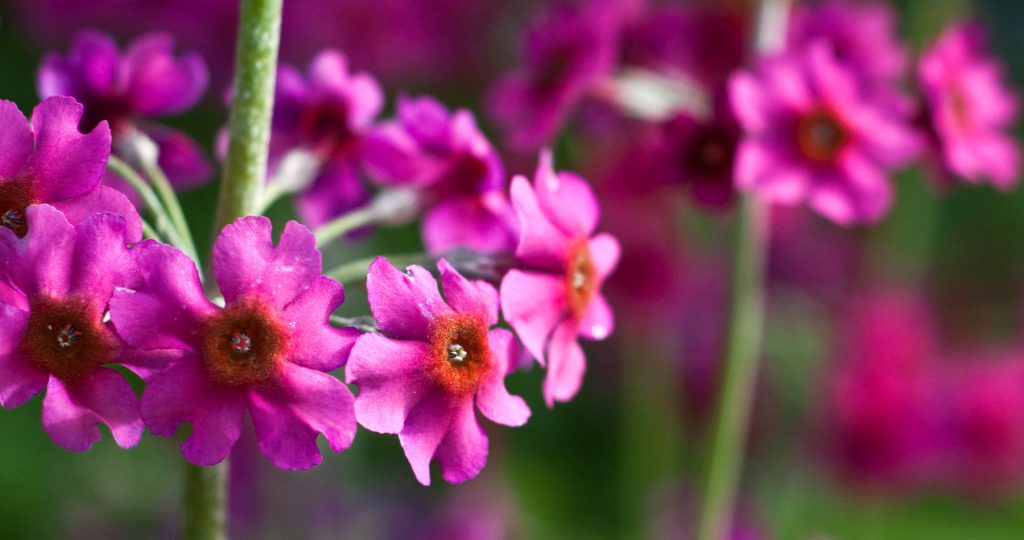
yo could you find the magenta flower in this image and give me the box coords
[109,216,359,469]
[364,95,516,254]
[271,50,383,227]
[487,0,623,150]
[918,22,1020,188]
[0,205,152,451]
[0,97,142,241]
[729,43,918,225]
[657,96,740,210]
[346,257,530,485]
[500,153,620,406]
[38,30,213,194]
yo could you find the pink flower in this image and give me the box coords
[918,22,1020,188]
[346,257,530,485]
[500,152,620,406]
[0,97,142,241]
[0,205,158,451]
[364,95,516,254]
[657,98,740,210]
[109,216,359,469]
[271,50,383,228]
[38,30,213,195]
[729,43,918,225]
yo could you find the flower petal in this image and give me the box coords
[476,329,530,427]
[37,31,120,97]
[366,257,453,341]
[0,100,33,178]
[543,319,587,407]
[68,212,132,303]
[534,151,600,238]
[42,368,142,451]
[51,185,144,243]
[347,333,432,434]
[124,33,209,116]
[579,293,614,341]
[436,399,489,484]
[0,305,47,408]
[279,276,358,371]
[499,269,568,366]
[0,205,75,298]
[509,175,571,270]
[588,233,621,284]
[438,258,499,326]
[27,96,111,202]
[399,392,456,486]
[421,197,517,255]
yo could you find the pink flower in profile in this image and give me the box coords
[729,43,918,225]
[346,257,530,485]
[0,205,155,451]
[0,97,141,241]
[109,216,359,469]
[38,30,214,193]
[271,50,383,228]
[364,95,516,254]
[500,152,620,406]
[918,22,1020,188]
[487,0,623,150]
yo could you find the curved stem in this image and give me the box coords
[183,462,227,540]
[140,218,161,241]
[324,253,425,285]
[695,1,789,539]
[142,158,199,264]
[313,206,377,247]
[107,156,186,251]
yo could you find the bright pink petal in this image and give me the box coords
[0,205,75,298]
[0,100,33,178]
[213,217,322,310]
[509,175,571,270]
[533,151,600,237]
[729,72,776,133]
[421,197,517,255]
[476,329,530,427]
[399,392,457,486]
[500,269,568,366]
[0,305,47,408]
[579,293,614,341]
[436,400,489,484]
[438,258,499,326]
[279,276,358,371]
[366,257,454,341]
[41,368,143,451]
[124,33,209,116]
[588,233,621,284]
[51,185,143,243]
[38,30,120,96]
[347,333,432,434]
[68,212,132,302]
[247,363,356,470]
[543,319,587,407]
[27,96,111,201]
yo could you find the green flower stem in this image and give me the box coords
[324,253,425,285]
[695,1,789,539]
[141,158,199,264]
[183,462,227,540]
[313,206,378,247]
[107,156,185,250]
[140,218,161,241]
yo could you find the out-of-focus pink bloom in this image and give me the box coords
[0,206,160,451]
[500,153,620,406]
[364,96,516,254]
[110,217,359,469]
[347,257,530,485]
[788,0,908,85]
[658,98,740,210]
[918,22,1020,189]
[729,43,918,225]
[488,0,624,150]
[38,30,213,196]
[270,50,383,228]
[0,97,142,241]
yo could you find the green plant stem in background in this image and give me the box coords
[107,156,185,249]
[191,0,283,539]
[324,253,425,285]
[695,1,789,539]
[183,462,228,540]
[142,157,199,264]
[313,206,378,247]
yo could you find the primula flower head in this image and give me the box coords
[0,205,156,451]
[659,95,741,210]
[729,43,919,225]
[271,50,383,228]
[0,97,141,241]
[39,30,213,192]
[918,22,1021,189]
[347,257,530,486]
[364,95,516,254]
[500,152,620,406]
[109,216,359,469]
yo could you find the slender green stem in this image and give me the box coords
[695,1,788,539]
[107,156,184,249]
[142,158,199,264]
[213,0,283,233]
[140,218,161,241]
[183,462,227,540]
[313,206,377,247]
[324,253,425,285]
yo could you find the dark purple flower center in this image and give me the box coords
[436,153,493,200]
[300,100,358,158]
[19,296,113,382]
[0,180,36,237]
[427,313,492,398]
[565,239,596,319]
[79,94,134,134]
[199,301,290,388]
[797,108,849,163]
[683,125,737,179]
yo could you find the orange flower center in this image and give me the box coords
[565,239,596,320]
[199,301,290,388]
[19,296,113,382]
[426,312,492,398]
[796,108,849,163]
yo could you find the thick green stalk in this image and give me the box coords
[189,1,283,539]
[695,1,789,539]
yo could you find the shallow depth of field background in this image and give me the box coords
[2,0,1024,538]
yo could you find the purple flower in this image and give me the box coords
[0,205,153,451]
[918,22,1020,188]
[658,96,741,210]
[346,257,530,485]
[728,43,918,225]
[38,30,213,194]
[500,153,620,406]
[0,97,142,241]
[487,0,623,150]
[109,216,359,469]
[271,50,383,228]
[364,95,516,254]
